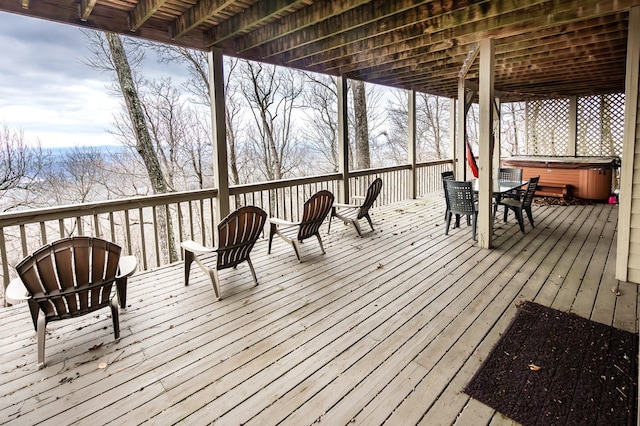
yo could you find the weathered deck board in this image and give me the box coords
[0,196,634,426]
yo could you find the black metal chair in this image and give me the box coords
[498,176,540,233]
[498,167,523,184]
[444,180,478,241]
[441,170,458,224]
[495,167,524,221]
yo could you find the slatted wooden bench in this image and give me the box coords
[535,183,568,198]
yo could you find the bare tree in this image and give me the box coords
[501,102,526,156]
[239,61,305,181]
[0,124,45,212]
[137,43,248,190]
[352,80,370,169]
[299,74,339,172]
[83,31,178,262]
[386,91,451,162]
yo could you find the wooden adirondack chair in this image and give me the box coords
[13,236,136,369]
[181,205,268,300]
[328,178,382,237]
[268,190,334,262]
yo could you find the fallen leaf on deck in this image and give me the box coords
[611,286,621,296]
[377,263,383,269]
[88,343,104,351]
[98,362,107,369]
[528,363,541,371]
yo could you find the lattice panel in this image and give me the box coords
[525,99,570,155]
[577,93,624,156]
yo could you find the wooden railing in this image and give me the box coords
[0,160,453,298]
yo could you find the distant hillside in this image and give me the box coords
[44,145,128,159]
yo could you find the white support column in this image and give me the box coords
[477,38,495,249]
[493,97,501,173]
[449,98,456,169]
[408,90,417,199]
[208,48,229,220]
[337,76,350,204]
[617,6,640,282]
[456,80,467,180]
[568,96,578,156]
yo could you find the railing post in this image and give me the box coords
[337,76,350,203]
[408,90,417,199]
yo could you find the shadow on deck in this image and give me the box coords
[0,195,634,425]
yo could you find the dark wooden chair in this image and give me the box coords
[14,236,136,369]
[444,180,478,241]
[329,178,382,237]
[181,205,268,300]
[498,176,540,233]
[268,190,334,261]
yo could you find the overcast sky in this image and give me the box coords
[0,11,186,149]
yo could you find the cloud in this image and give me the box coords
[0,11,190,148]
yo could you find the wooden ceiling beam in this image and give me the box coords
[285,0,555,66]
[397,51,624,85]
[129,0,169,31]
[234,0,373,52]
[391,58,624,94]
[301,0,631,73]
[206,0,303,45]
[253,0,483,60]
[365,30,627,84]
[79,0,95,21]
[171,0,235,39]
[320,14,626,76]
[347,33,626,87]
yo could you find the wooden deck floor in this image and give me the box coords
[0,195,636,425]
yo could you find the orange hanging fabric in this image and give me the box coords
[466,137,479,178]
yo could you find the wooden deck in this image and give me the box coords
[0,195,636,425]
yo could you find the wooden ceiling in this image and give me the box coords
[1,0,637,101]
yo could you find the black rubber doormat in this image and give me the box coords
[464,301,638,425]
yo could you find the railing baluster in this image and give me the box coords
[152,206,160,267]
[138,207,147,270]
[19,225,27,258]
[124,210,133,255]
[0,228,8,295]
[40,222,47,246]
[93,214,100,238]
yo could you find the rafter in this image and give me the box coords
[129,0,168,31]
[231,0,373,52]
[206,0,302,45]
[171,0,235,40]
[79,0,96,22]
[256,0,485,61]
[301,0,629,76]
[357,24,627,85]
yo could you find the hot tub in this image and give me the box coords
[501,156,620,200]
